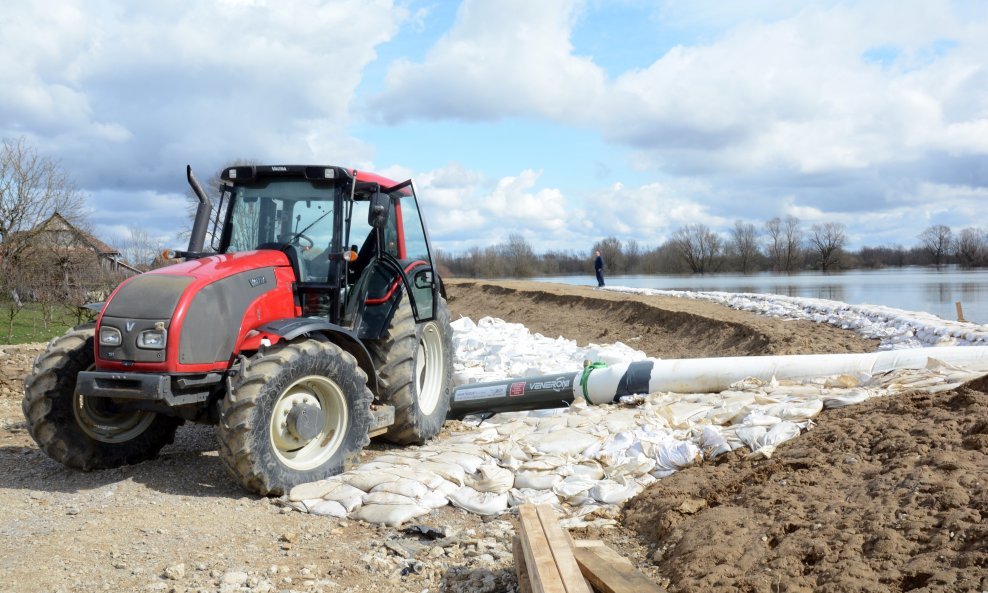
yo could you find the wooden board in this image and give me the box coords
[518,504,566,593]
[534,505,593,593]
[513,536,534,593]
[573,544,667,593]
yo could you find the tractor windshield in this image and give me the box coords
[226,181,337,255]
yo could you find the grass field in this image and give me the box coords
[0,303,92,345]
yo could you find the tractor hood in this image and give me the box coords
[96,251,296,371]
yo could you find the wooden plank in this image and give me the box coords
[513,536,534,593]
[573,544,667,593]
[573,539,608,549]
[534,504,593,593]
[518,504,566,593]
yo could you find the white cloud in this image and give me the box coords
[0,0,406,195]
[369,0,607,123]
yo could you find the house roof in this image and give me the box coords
[37,212,120,255]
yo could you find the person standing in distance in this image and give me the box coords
[594,250,605,287]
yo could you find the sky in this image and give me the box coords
[2,0,987,256]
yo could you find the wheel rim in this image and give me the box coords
[73,385,156,445]
[269,375,348,471]
[416,321,445,415]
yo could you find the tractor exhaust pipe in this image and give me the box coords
[186,165,212,254]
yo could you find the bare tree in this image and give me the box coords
[919,224,953,266]
[497,233,536,278]
[809,222,847,271]
[765,216,803,273]
[954,227,987,267]
[117,226,166,270]
[0,138,84,262]
[670,224,722,274]
[730,221,759,273]
[593,236,625,274]
[0,138,86,338]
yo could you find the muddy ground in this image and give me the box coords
[0,279,983,592]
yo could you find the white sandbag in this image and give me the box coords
[371,478,430,500]
[603,456,655,480]
[363,491,418,506]
[367,453,422,466]
[466,465,514,494]
[414,461,467,486]
[390,466,457,491]
[565,461,604,480]
[321,483,365,513]
[519,456,567,471]
[749,421,803,458]
[352,503,430,527]
[447,487,509,515]
[553,476,596,505]
[342,470,400,492]
[763,399,824,422]
[657,400,715,428]
[822,389,872,408]
[289,480,342,502]
[508,488,561,508]
[697,425,733,457]
[735,425,768,452]
[514,470,563,490]
[482,441,530,467]
[653,439,702,472]
[303,498,348,518]
[591,478,642,505]
[430,451,488,474]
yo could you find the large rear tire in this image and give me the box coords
[367,296,453,445]
[216,339,373,496]
[22,326,182,470]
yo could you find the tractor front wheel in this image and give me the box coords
[22,325,182,470]
[217,339,373,496]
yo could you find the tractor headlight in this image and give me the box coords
[99,327,122,346]
[137,329,167,349]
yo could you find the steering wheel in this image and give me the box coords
[291,233,314,249]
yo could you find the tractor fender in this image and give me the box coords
[255,318,378,396]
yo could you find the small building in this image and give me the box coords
[26,213,141,276]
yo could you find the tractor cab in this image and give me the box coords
[213,165,439,339]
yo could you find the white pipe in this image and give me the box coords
[582,346,988,404]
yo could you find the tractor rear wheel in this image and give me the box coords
[22,325,182,470]
[367,296,453,445]
[217,339,373,496]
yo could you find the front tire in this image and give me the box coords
[22,326,182,470]
[367,296,453,445]
[216,339,373,496]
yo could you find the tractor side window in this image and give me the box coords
[396,195,428,262]
[394,188,435,322]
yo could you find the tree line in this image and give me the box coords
[437,219,988,278]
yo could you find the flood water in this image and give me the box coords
[530,266,988,325]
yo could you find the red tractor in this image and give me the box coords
[23,165,453,495]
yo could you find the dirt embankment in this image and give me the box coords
[445,279,879,359]
[0,280,984,593]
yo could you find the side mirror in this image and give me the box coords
[369,190,390,229]
[413,268,434,289]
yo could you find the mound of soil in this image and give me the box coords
[445,280,878,359]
